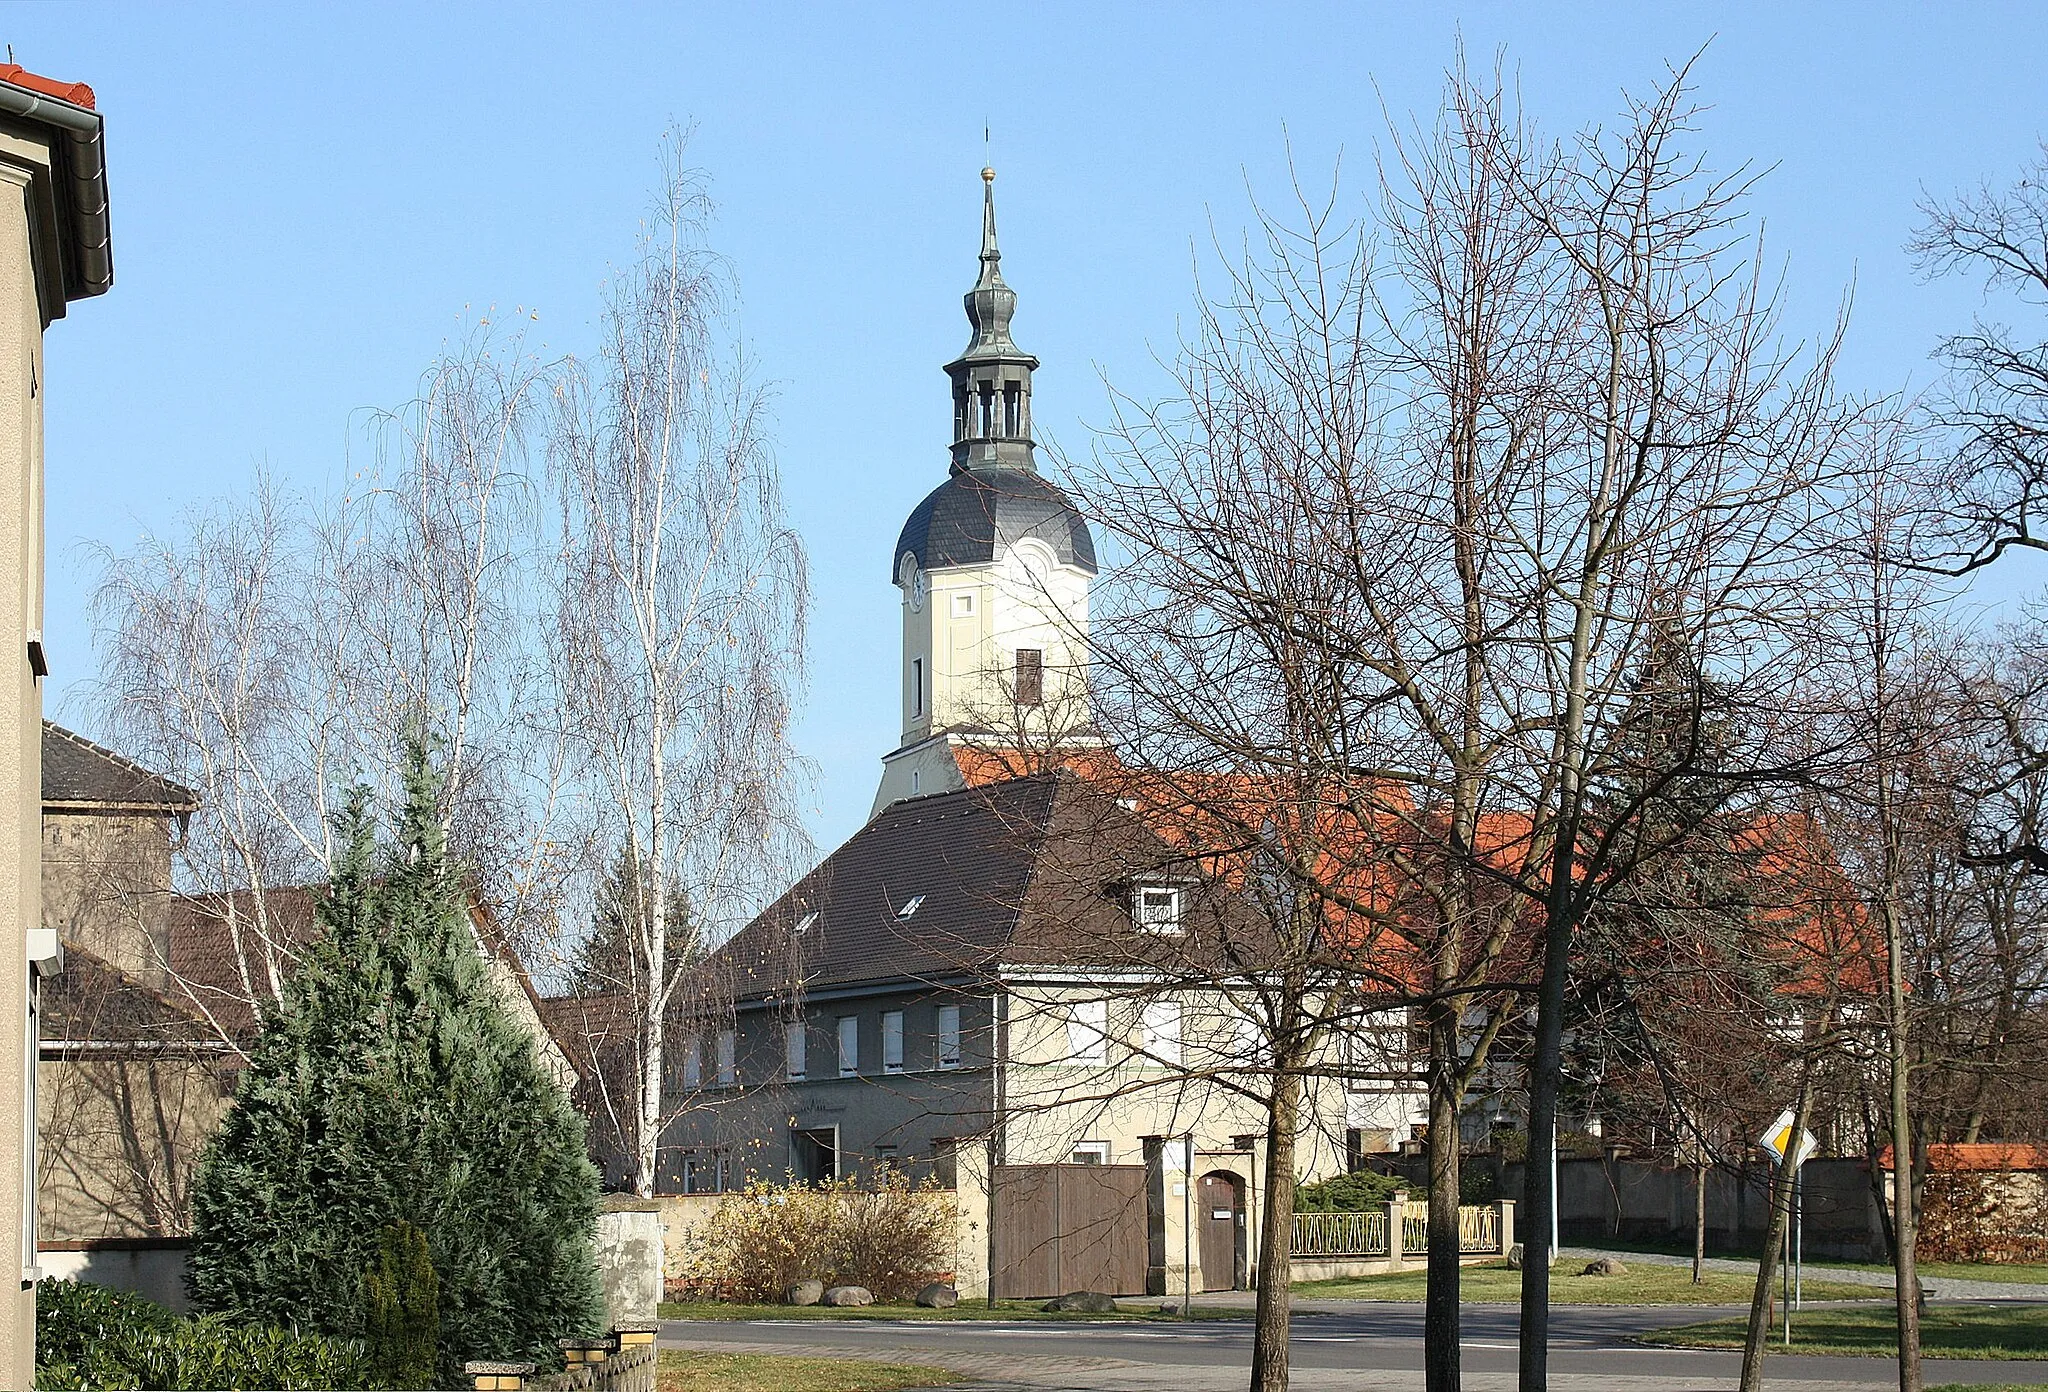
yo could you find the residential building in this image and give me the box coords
[0,60,114,1384]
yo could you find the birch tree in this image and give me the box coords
[548,134,811,1197]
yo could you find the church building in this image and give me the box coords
[656,173,1427,1298]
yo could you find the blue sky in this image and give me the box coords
[12,3,2048,853]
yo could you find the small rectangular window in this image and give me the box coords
[1142,1000,1182,1068]
[785,1020,807,1081]
[1136,886,1183,934]
[838,1016,859,1076]
[883,1010,905,1073]
[911,658,923,715]
[1067,999,1108,1065]
[952,592,976,618]
[897,894,926,919]
[716,1028,737,1088]
[1069,1141,1109,1165]
[1014,649,1043,706]
[682,1036,702,1090]
[1004,382,1021,437]
[937,1004,962,1070]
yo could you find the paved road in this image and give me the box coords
[661,1302,2048,1391]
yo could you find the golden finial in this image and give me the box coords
[982,166,996,184]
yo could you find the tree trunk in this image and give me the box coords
[1886,899,1922,1392]
[1250,1066,1301,1392]
[1738,1064,1819,1391]
[1693,1148,1708,1284]
[1425,1008,1463,1392]
[1517,897,1574,1392]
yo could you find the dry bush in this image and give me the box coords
[1919,1171,2048,1264]
[680,1173,953,1301]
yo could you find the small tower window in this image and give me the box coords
[1014,649,1043,706]
[911,658,923,715]
[979,383,995,437]
[952,592,975,618]
[1004,382,1021,437]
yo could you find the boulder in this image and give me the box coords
[822,1284,875,1307]
[1506,1243,1524,1270]
[1579,1257,1628,1277]
[914,1282,959,1309]
[1041,1290,1120,1314]
[784,1280,825,1306]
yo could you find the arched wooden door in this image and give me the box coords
[1198,1171,1244,1291]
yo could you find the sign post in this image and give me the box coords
[1758,1109,1818,1345]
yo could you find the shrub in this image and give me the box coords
[1293,1170,1403,1212]
[683,1173,953,1301]
[363,1222,439,1389]
[188,745,604,1382]
[33,1278,372,1391]
[1920,1171,2048,1264]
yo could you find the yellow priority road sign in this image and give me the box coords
[1760,1109,1818,1170]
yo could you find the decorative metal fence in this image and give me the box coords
[1290,1208,1390,1256]
[1290,1202,1506,1257]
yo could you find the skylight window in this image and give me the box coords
[795,912,818,934]
[896,894,926,919]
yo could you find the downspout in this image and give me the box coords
[0,82,112,298]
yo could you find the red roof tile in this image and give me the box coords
[0,65,95,111]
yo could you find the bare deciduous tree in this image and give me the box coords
[547,132,812,1197]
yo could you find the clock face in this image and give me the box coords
[910,568,928,611]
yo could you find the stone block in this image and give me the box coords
[785,1279,825,1306]
[822,1284,875,1306]
[1041,1290,1119,1313]
[914,1282,958,1309]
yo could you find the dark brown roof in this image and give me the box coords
[40,943,220,1047]
[42,722,198,812]
[162,886,323,1038]
[711,773,1219,1002]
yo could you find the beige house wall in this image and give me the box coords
[36,1055,228,1241]
[0,123,53,1385]
[0,131,51,1385]
[42,809,175,984]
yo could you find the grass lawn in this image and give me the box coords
[1929,1386,2045,1392]
[658,1350,955,1392]
[1576,1238,2048,1287]
[1296,1259,1882,1306]
[1647,1303,2048,1360]
[659,1297,1232,1322]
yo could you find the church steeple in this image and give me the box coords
[946,168,1039,472]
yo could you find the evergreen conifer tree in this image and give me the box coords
[187,740,606,1380]
[567,837,700,996]
[363,1221,439,1390]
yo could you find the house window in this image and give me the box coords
[897,894,925,919]
[838,1016,859,1076]
[1135,885,1183,934]
[937,1004,962,1070]
[883,1010,905,1073]
[952,592,975,618]
[1014,649,1043,705]
[911,658,923,715]
[1066,1000,1108,1065]
[716,1029,737,1088]
[785,1020,807,1081]
[1142,1000,1182,1068]
[1069,1141,1110,1165]
[682,1036,702,1090]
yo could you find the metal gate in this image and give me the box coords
[992,1163,1150,1298]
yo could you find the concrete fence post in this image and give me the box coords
[465,1360,535,1390]
[1497,1198,1516,1254]
[1386,1190,1407,1270]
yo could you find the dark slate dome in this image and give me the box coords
[892,466,1098,580]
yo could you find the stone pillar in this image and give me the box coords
[1497,1198,1516,1254]
[465,1360,535,1390]
[559,1337,611,1367]
[951,1141,991,1301]
[596,1196,665,1325]
[1386,1191,1407,1271]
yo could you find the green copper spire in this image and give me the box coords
[947,167,1038,472]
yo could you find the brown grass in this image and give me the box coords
[657,1349,956,1392]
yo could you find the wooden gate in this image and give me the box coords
[992,1163,1150,1298]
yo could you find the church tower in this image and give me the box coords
[872,170,1099,815]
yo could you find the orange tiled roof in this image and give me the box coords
[0,65,95,110]
[1880,1142,2048,1172]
